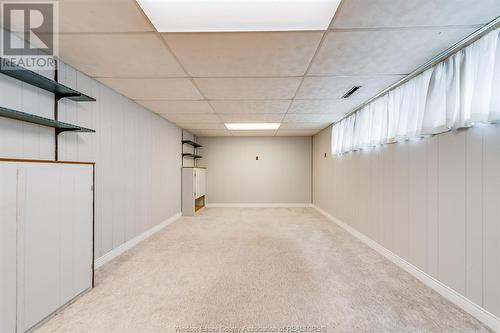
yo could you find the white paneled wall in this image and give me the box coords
[0,61,182,259]
[198,136,312,204]
[313,124,500,317]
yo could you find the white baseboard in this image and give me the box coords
[312,205,500,332]
[94,212,182,269]
[205,203,313,208]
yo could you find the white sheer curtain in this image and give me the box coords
[331,27,500,155]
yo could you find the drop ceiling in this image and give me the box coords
[48,0,500,136]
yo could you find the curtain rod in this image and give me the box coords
[333,15,500,126]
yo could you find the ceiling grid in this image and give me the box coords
[47,0,500,136]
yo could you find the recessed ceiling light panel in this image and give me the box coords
[136,0,341,32]
[225,123,281,130]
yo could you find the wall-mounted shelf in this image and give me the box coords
[0,107,95,135]
[182,140,203,148]
[182,153,203,159]
[0,58,96,102]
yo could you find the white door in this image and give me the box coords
[195,168,206,199]
[0,161,93,332]
[0,163,18,333]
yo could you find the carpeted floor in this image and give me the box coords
[36,208,491,333]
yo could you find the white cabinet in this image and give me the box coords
[0,160,94,333]
[182,167,206,216]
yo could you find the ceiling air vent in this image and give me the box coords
[342,86,362,99]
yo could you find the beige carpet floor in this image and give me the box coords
[36,207,491,333]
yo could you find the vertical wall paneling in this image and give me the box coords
[313,122,500,318]
[380,144,395,252]
[482,124,500,315]
[368,147,382,244]
[392,143,410,261]
[438,131,467,295]
[465,127,484,306]
[408,139,428,272]
[111,93,126,248]
[426,136,440,279]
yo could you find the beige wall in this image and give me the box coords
[312,123,500,317]
[198,136,312,204]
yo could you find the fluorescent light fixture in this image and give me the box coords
[136,0,342,32]
[225,123,281,130]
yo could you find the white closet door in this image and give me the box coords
[21,163,93,331]
[0,161,93,332]
[22,164,62,330]
[0,164,18,333]
[195,168,206,198]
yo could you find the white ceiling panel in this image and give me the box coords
[332,0,500,29]
[136,100,214,114]
[283,113,341,123]
[195,78,302,100]
[276,129,319,136]
[309,28,476,75]
[289,99,363,114]
[161,114,221,123]
[297,75,403,99]
[58,33,185,77]
[210,100,291,114]
[190,129,232,136]
[163,32,323,76]
[219,114,284,123]
[59,0,153,32]
[280,122,330,130]
[174,123,226,130]
[229,130,277,136]
[97,78,203,100]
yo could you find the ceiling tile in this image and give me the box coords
[163,32,323,76]
[190,129,232,136]
[97,78,203,100]
[229,130,276,136]
[195,78,302,100]
[174,123,226,130]
[161,114,221,123]
[59,0,153,32]
[219,114,284,123]
[289,99,363,114]
[276,129,319,136]
[309,29,476,75]
[332,0,500,29]
[283,113,340,123]
[280,122,330,130]
[136,100,214,114]
[297,75,403,99]
[58,33,185,77]
[210,100,291,114]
